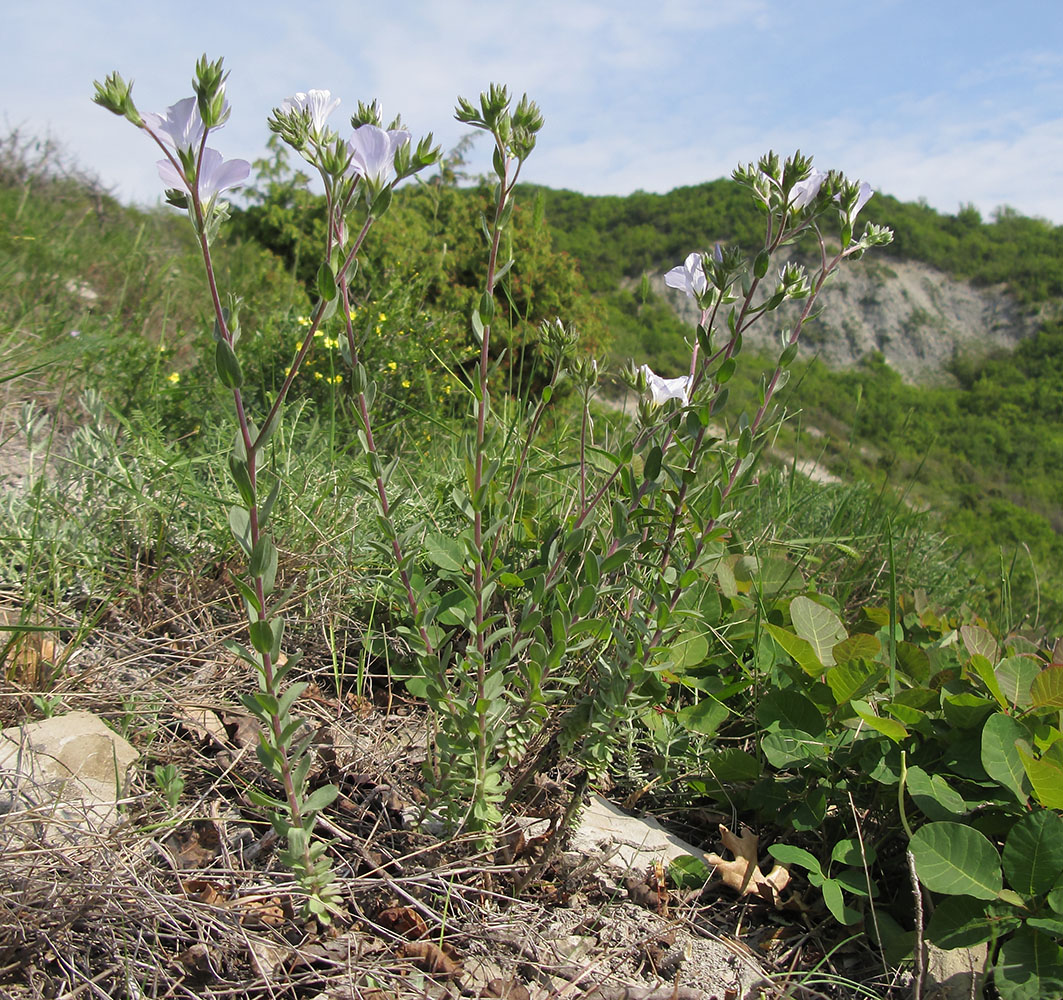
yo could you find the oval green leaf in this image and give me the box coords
[910,822,1002,900]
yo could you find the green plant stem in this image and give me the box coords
[189,174,314,882]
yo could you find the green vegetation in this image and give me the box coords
[3,113,1063,1000]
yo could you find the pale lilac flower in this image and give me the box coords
[852,181,874,219]
[640,364,691,406]
[836,181,874,222]
[157,146,250,201]
[347,124,410,186]
[789,169,827,210]
[142,97,207,152]
[664,251,708,299]
[280,89,340,136]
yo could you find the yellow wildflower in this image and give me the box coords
[402,379,411,389]
[296,340,304,351]
[387,361,397,372]
[323,337,339,350]
[378,312,387,322]
[330,374,343,385]
[297,316,311,327]
[167,372,180,384]
[314,371,323,380]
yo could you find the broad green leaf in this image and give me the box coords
[994,927,1063,1000]
[961,624,998,665]
[926,896,1013,949]
[734,555,805,595]
[997,655,1040,709]
[827,659,880,705]
[851,700,908,743]
[669,630,709,671]
[896,641,931,683]
[1030,665,1063,709]
[832,838,878,868]
[766,623,823,676]
[981,713,1031,802]
[756,690,825,736]
[942,691,995,730]
[909,822,1002,899]
[1017,746,1063,810]
[669,854,711,889]
[1003,810,1063,897]
[832,633,880,666]
[906,766,967,821]
[768,843,823,877]
[789,596,847,667]
[425,533,465,572]
[700,748,761,782]
[677,697,729,738]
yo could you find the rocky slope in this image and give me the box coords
[659,256,1042,383]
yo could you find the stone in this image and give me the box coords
[0,710,139,845]
[570,794,710,874]
[925,942,987,1000]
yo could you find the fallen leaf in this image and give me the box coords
[481,978,531,1000]
[705,824,791,907]
[376,905,429,940]
[399,940,463,979]
[174,705,228,745]
[180,878,228,905]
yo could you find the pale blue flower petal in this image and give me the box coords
[640,364,691,405]
[143,97,206,152]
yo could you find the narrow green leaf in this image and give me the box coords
[215,339,243,388]
[228,506,252,556]
[851,700,908,743]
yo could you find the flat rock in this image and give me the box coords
[571,794,709,874]
[926,942,987,1000]
[0,710,139,844]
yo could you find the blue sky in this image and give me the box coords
[5,1,1062,222]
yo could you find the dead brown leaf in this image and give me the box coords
[705,824,791,907]
[399,940,463,979]
[481,977,531,1000]
[376,905,429,940]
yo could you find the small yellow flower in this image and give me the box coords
[387,361,397,372]
[314,371,323,380]
[314,329,324,338]
[323,337,339,350]
[374,325,382,334]
[401,379,411,389]
[348,309,359,320]
[297,316,311,327]
[284,366,292,376]
[330,374,343,385]
[295,340,304,351]
[378,312,387,322]
[443,383,451,395]
[166,372,180,384]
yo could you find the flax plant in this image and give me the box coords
[93,58,439,919]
